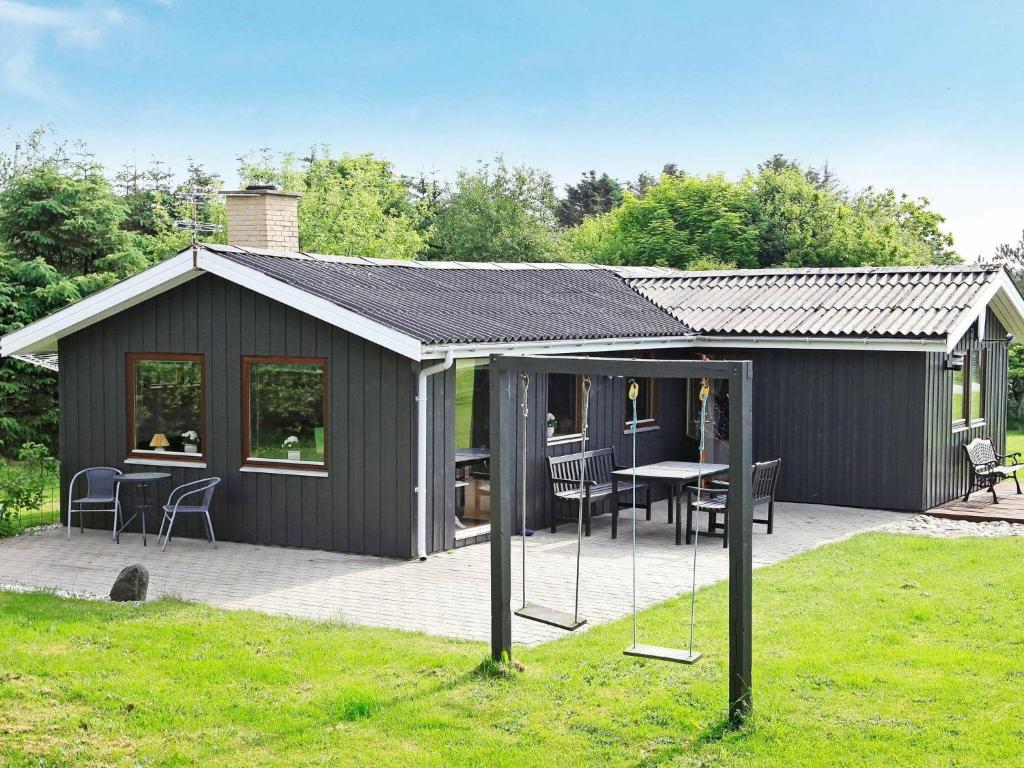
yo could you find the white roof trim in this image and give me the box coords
[423,336,699,359]
[0,251,202,358]
[687,335,948,353]
[944,269,1024,352]
[196,250,425,360]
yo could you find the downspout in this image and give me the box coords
[416,350,455,560]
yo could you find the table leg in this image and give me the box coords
[667,483,674,524]
[675,485,683,545]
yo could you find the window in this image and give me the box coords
[951,363,965,426]
[127,353,206,460]
[547,373,581,439]
[626,377,657,430]
[243,356,327,467]
[951,347,986,427]
[454,358,491,531]
[455,358,490,450]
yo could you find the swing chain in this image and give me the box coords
[519,373,529,609]
[574,376,592,623]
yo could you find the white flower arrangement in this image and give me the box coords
[282,435,300,449]
[546,412,557,428]
[181,430,199,445]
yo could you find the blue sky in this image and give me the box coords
[0,0,1022,259]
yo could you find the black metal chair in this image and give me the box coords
[156,478,221,552]
[962,438,1023,503]
[685,459,781,547]
[66,467,123,541]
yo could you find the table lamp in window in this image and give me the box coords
[150,433,170,452]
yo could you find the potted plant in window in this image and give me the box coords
[546,413,557,439]
[283,435,301,461]
[181,430,199,454]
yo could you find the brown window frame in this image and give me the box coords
[241,355,329,470]
[547,373,585,443]
[126,352,207,462]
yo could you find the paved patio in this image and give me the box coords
[0,500,902,645]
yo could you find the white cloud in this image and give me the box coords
[0,0,128,102]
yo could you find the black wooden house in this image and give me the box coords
[4,188,1023,558]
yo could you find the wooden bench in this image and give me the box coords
[962,437,1024,503]
[548,448,650,537]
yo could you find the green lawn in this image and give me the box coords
[1005,429,1024,457]
[1,533,1022,767]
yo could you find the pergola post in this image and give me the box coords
[490,359,514,661]
[727,361,753,723]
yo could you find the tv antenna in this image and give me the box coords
[174,187,222,265]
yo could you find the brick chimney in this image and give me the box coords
[223,185,301,252]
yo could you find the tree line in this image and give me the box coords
[0,126,1005,456]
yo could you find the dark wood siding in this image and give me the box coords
[58,274,418,557]
[680,347,929,511]
[921,309,1009,508]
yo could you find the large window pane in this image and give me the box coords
[969,350,985,422]
[547,373,579,437]
[951,364,965,424]
[455,358,490,449]
[627,378,657,427]
[129,355,204,456]
[245,358,326,465]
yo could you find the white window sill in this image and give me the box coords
[239,465,328,478]
[455,524,490,541]
[547,433,584,446]
[126,457,207,469]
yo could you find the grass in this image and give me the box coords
[1005,429,1024,457]
[1,533,1023,766]
[0,465,60,537]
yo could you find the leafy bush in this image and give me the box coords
[0,442,58,535]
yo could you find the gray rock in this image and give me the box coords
[109,563,149,602]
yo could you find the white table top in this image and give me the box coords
[612,460,729,482]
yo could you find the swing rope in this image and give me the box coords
[519,372,529,610]
[574,376,592,624]
[514,371,590,631]
[689,378,711,656]
[626,376,709,662]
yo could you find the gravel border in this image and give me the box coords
[881,514,1024,538]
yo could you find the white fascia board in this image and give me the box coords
[422,336,696,359]
[987,270,1024,342]
[196,250,424,360]
[693,335,946,353]
[425,334,946,358]
[941,270,1024,353]
[0,251,201,358]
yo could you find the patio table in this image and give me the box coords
[612,461,729,545]
[115,472,171,546]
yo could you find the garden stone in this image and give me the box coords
[110,564,149,601]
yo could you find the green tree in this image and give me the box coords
[555,171,623,228]
[744,165,850,267]
[0,165,133,275]
[995,230,1024,290]
[238,148,424,259]
[611,173,759,268]
[847,188,959,266]
[429,157,559,262]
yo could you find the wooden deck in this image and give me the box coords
[927,481,1024,524]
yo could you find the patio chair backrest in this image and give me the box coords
[752,459,781,504]
[167,477,221,511]
[84,467,121,498]
[963,438,997,471]
[548,448,616,495]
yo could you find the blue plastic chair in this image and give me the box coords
[67,467,123,541]
[156,478,221,552]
